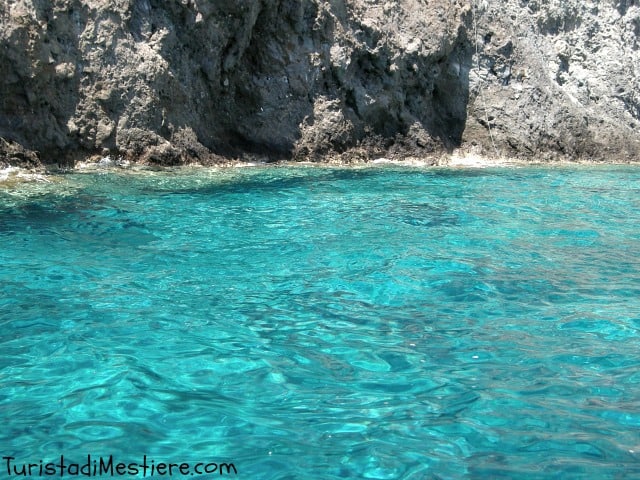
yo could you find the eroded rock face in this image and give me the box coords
[465,0,640,161]
[0,0,638,167]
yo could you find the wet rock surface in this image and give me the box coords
[1,0,638,167]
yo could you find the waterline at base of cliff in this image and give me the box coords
[2,1,639,169]
[2,166,640,479]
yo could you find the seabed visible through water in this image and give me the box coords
[1,162,640,479]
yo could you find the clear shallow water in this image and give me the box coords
[1,165,639,479]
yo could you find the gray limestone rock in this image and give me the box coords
[464,0,640,161]
[0,0,638,167]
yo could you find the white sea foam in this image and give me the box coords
[0,166,51,185]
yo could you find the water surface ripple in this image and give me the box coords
[1,166,640,479]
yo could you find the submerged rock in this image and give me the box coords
[0,0,638,167]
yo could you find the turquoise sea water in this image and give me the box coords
[1,165,639,479]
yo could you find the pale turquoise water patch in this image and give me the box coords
[1,166,640,479]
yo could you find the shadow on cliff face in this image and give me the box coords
[136,0,316,160]
[0,1,87,165]
[1,0,474,165]
[331,12,472,157]
[424,39,473,151]
[146,0,474,161]
[214,0,322,158]
[206,0,474,159]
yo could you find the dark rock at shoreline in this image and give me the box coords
[1,0,639,168]
[0,138,40,169]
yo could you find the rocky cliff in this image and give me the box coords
[1,0,639,167]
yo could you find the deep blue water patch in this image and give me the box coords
[1,166,640,479]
